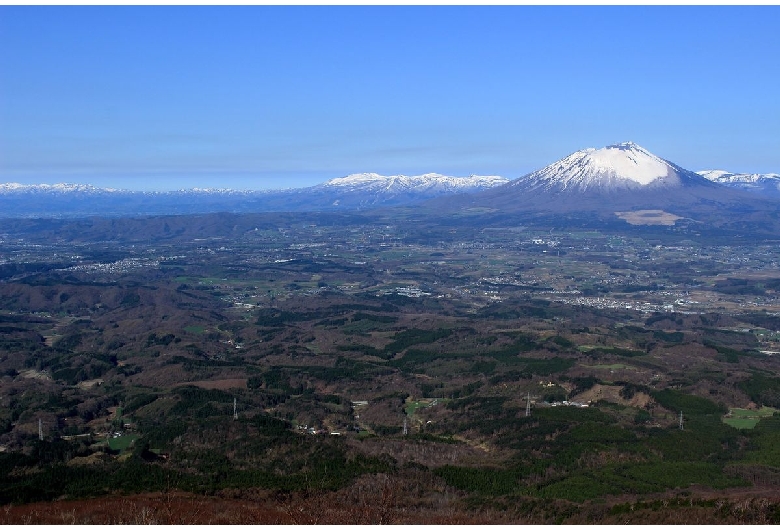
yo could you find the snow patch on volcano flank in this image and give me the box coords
[579,142,669,185]
[513,142,688,193]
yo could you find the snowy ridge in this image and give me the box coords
[697,170,780,193]
[174,188,280,195]
[323,173,508,192]
[0,173,509,217]
[511,142,703,193]
[0,183,124,194]
[0,183,290,196]
[0,174,506,196]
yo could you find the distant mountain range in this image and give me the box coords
[0,173,508,218]
[0,144,777,220]
[696,170,780,196]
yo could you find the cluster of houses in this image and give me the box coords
[381,286,431,298]
[544,400,590,408]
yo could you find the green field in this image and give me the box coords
[722,407,777,429]
[108,434,138,452]
[405,398,447,416]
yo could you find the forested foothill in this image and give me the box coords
[1,210,780,523]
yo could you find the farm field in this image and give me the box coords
[723,407,779,429]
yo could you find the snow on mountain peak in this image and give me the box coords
[573,142,671,185]
[513,142,691,193]
[325,173,385,186]
[697,169,733,181]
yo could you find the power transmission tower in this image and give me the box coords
[233,397,238,420]
[679,411,684,430]
[525,392,531,417]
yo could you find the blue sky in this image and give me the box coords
[1,5,778,191]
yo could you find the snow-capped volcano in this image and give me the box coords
[510,142,710,193]
[437,141,775,217]
[697,170,780,196]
